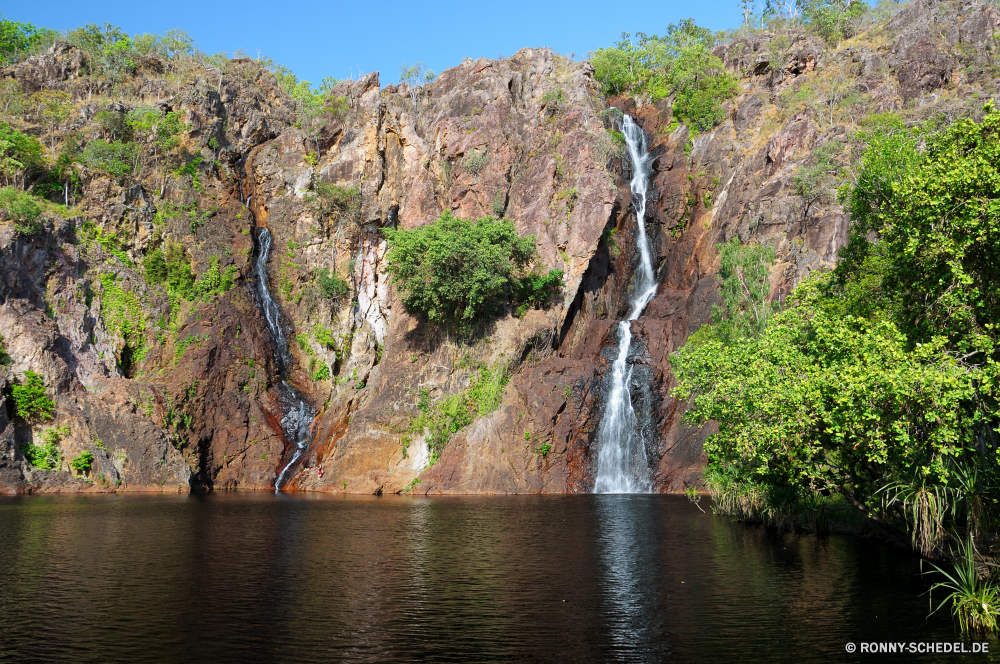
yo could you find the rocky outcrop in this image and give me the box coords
[2,0,998,495]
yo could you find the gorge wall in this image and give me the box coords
[1,0,998,494]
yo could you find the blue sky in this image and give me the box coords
[6,1,744,88]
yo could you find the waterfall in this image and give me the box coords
[253,227,315,490]
[593,115,658,494]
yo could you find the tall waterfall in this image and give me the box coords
[253,227,315,490]
[593,115,658,494]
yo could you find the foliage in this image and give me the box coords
[672,104,1000,567]
[590,20,738,132]
[709,237,776,341]
[0,332,10,365]
[0,121,44,186]
[70,450,95,474]
[463,148,488,176]
[193,256,238,297]
[144,242,234,301]
[407,362,509,463]
[99,273,147,368]
[67,23,136,83]
[83,139,140,180]
[0,186,42,233]
[399,62,437,109]
[800,0,871,45]
[11,370,54,421]
[384,212,563,334]
[306,181,360,218]
[316,268,349,299]
[793,139,844,202]
[30,91,72,154]
[313,362,330,381]
[79,220,133,266]
[928,537,1000,634]
[0,16,43,66]
[20,436,61,470]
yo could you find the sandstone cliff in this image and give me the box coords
[1,0,997,494]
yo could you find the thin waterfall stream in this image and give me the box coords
[239,170,315,491]
[253,227,315,491]
[593,115,658,494]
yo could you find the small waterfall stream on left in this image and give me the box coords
[237,161,315,492]
[253,227,316,490]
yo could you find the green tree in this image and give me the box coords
[30,90,72,155]
[710,237,776,341]
[590,20,737,133]
[672,103,1000,558]
[83,139,140,181]
[398,62,437,110]
[384,212,562,334]
[0,121,43,187]
[70,450,94,474]
[0,186,42,233]
[11,370,54,420]
[0,16,42,66]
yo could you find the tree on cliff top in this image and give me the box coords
[590,19,738,132]
[0,16,46,66]
[384,213,563,336]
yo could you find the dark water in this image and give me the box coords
[0,493,995,663]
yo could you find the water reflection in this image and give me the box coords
[595,495,669,659]
[0,494,996,663]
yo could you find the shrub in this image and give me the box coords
[316,268,349,299]
[144,242,196,298]
[384,212,563,334]
[590,20,737,133]
[307,181,360,218]
[0,332,11,365]
[0,186,42,233]
[83,139,140,180]
[99,273,146,369]
[463,148,488,176]
[0,17,44,66]
[20,438,61,470]
[70,450,95,474]
[193,256,238,298]
[11,371,54,420]
[0,121,44,184]
[407,362,509,463]
[313,363,330,381]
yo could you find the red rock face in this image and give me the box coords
[3,0,997,494]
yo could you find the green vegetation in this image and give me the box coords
[590,20,738,133]
[11,371,54,420]
[0,332,10,365]
[929,537,1000,634]
[306,181,360,219]
[0,121,44,186]
[0,16,49,66]
[144,242,236,302]
[384,212,563,335]
[316,268,349,299]
[22,425,71,470]
[398,62,437,110]
[673,106,1000,631]
[406,361,509,464]
[70,450,95,474]
[99,273,147,371]
[0,185,41,233]
[79,220,133,266]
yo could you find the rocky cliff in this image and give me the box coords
[1,0,998,494]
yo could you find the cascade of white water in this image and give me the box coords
[253,227,315,490]
[593,115,658,494]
